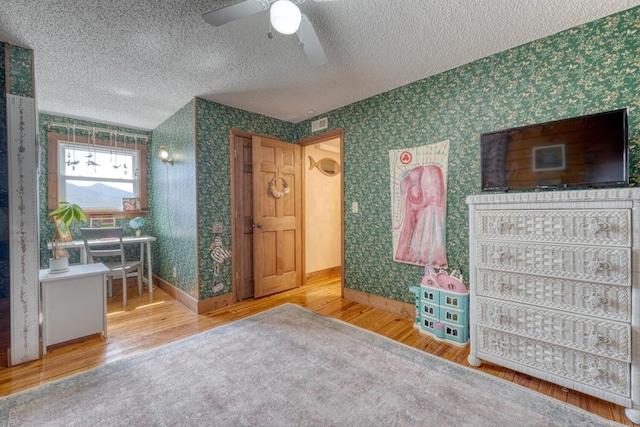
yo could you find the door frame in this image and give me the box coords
[230,128,345,300]
[297,128,345,291]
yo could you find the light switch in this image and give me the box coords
[351,202,359,213]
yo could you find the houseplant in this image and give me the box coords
[49,201,87,272]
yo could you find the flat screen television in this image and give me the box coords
[481,109,629,192]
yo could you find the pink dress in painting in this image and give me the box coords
[394,165,447,267]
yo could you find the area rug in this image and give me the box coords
[0,303,619,426]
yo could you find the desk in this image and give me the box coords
[40,263,109,354]
[48,235,156,294]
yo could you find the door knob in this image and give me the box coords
[253,223,263,229]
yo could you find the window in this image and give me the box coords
[58,142,140,209]
[47,129,148,217]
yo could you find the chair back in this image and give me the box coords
[80,227,126,267]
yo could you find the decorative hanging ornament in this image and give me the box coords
[87,128,100,169]
[70,126,78,170]
[65,133,79,168]
[134,135,139,177]
[122,135,128,175]
[210,235,231,263]
[269,176,290,199]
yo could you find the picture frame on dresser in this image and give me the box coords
[466,188,640,424]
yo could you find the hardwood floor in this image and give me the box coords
[0,277,635,425]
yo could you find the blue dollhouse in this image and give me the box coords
[409,270,469,346]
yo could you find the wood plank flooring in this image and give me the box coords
[0,278,635,425]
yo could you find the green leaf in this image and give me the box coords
[49,202,86,226]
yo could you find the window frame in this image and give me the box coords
[47,131,148,218]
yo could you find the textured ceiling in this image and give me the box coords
[1,0,639,130]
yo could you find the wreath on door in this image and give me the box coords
[269,176,290,199]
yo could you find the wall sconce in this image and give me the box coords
[158,145,174,165]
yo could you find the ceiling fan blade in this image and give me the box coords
[202,0,269,27]
[297,14,327,66]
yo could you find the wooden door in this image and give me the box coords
[252,136,302,298]
[233,135,254,300]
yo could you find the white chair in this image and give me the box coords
[80,227,143,306]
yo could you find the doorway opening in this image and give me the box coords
[299,132,343,286]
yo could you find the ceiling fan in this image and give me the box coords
[202,0,332,66]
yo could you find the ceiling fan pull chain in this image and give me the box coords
[268,16,274,39]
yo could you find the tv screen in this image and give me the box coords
[481,109,628,192]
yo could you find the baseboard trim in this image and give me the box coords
[155,275,413,318]
[197,293,235,314]
[153,276,235,315]
[153,276,198,312]
[305,266,342,283]
[343,287,414,320]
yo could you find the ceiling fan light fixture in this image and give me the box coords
[270,0,302,35]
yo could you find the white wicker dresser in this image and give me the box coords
[466,188,640,423]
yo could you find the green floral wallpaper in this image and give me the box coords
[148,100,198,297]
[292,6,640,304]
[0,45,8,299]
[7,45,33,97]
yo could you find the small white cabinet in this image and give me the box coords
[466,188,640,423]
[39,263,109,354]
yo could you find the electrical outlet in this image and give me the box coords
[172,267,177,278]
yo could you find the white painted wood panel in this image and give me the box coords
[7,94,39,365]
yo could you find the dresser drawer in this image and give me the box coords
[476,326,630,397]
[476,269,631,322]
[477,297,630,361]
[476,240,630,286]
[475,209,630,246]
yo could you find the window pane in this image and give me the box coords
[59,142,140,210]
[62,144,136,179]
[65,180,134,208]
